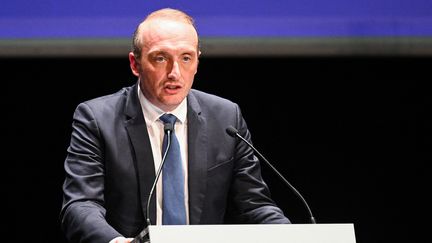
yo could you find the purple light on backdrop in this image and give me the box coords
[1,0,432,38]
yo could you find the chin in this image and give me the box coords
[161,100,183,111]
[166,95,185,104]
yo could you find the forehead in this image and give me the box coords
[140,19,198,53]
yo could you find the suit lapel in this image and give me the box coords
[124,84,157,225]
[187,91,208,224]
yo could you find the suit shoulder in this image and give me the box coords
[78,85,133,108]
[190,89,237,107]
[72,85,135,120]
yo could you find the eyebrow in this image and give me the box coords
[148,49,197,57]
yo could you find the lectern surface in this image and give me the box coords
[148,224,356,243]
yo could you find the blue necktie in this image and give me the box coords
[159,114,187,225]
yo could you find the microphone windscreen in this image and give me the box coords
[164,123,174,133]
[226,126,238,137]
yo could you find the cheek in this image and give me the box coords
[182,65,198,78]
[143,66,165,83]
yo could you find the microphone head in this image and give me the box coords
[226,126,238,137]
[164,123,174,133]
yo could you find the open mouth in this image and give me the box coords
[164,83,182,94]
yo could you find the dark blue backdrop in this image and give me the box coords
[1,0,432,38]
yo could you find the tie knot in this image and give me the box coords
[160,113,177,126]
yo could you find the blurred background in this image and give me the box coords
[3,1,431,243]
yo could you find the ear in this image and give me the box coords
[129,52,140,77]
[195,50,201,74]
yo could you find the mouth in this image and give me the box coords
[163,83,182,94]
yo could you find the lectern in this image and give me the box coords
[135,224,356,243]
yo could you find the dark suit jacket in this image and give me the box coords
[60,84,290,243]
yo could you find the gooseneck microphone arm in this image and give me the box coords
[132,123,174,243]
[225,126,316,224]
[145,123,173,226]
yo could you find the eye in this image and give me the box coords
[182,55,192,62]
[154,55,167,63]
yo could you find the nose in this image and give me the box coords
[167,61,180,80]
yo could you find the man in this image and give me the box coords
[60,8,290,243]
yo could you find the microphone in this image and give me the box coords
[225,126,316,224]
[132,123,174,243]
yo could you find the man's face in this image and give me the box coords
[129,19,199,112]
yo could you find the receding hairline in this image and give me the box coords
[132,8,199,58]
[145,8,195,25]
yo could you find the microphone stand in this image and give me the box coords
[226,126,316,224]
[131,124,173,243]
